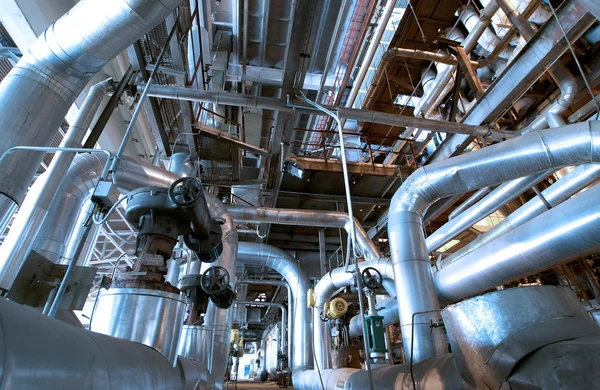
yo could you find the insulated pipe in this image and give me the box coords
[441,163,600,267]
[0,298,211,390]
[434,181,600,304]
[496,0,579,133]
[236,242,312,375]
[144,85,507,140]
[236,300,287,353]
[459,5,514,58]
[193,192,238,390]
[0,79,112,289]
[447,187,492,220]
[345,0,397,109]
[388,120,600,364]
[227,206,381,261]
[425,170,550,252]
[312,257,394,370]
[0,0,181,209]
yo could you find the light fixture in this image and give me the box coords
[283,161,304,179]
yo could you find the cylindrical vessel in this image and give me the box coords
[178,324,214,364]
[90,288,186,364]
[442,286,600,389]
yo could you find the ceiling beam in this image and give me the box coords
[292,156,413,177]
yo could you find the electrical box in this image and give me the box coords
[91,180,120,211]
[365,315,387,354]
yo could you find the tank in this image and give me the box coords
[90,288,186,364]
[442,285,600,389]
[178,324,215,368]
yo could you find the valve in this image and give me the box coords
[361,267,383,290]
[168,177,203,206]
[201,266,230,295]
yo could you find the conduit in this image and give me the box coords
[388,120,600,364]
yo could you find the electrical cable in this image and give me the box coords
[103,220,136,244]
[92,195,129,225]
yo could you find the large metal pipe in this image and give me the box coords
[236,242,312,375]
[294,354,463,390]
[144,85,508,140]
[388,120,600,364]
[435,181,600,304]
[0,298,210,390]
[227,206,381,261]
[447,187,491,220]
[430,0,594,162]
[443,163,600,266]
[425,171,550,252]
[0,0,181,211]
[0,79,112,288]
[348,296,398,338]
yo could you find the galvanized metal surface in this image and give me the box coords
[90,287,186,364]
[0,298,185,389]
[442,286,599,389]
[435,182,600,303]
[389,120,600,364]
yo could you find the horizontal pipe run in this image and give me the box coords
[434,181,600,304]
[227,206,381,261]
[389,120,600,364]
[425,171,550,252]
[442,163,600,266]
[447,187,491,220]
[144,85,510,140]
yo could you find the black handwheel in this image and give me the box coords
[168,177,202,206]
[201,266,230,295]
[361,267,383,290]
[319,311,329,322]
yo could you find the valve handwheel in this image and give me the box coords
[361,267,383,290]
[201,266,230,295]
[169,177,203,206]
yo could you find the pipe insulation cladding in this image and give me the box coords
[388,120,600,364]
[0,0,182,209]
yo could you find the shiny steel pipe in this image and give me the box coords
[0,297,205,389]
[0,79,111,290]
[425,171,550,252]
[0,0,181,208]
[313,258,394,370]
[435,182,600,303]
[236,242,312,375]
[389,120,600,364]
[447,187,491,220]
[227,206,380,261]
[443,163,600,266]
